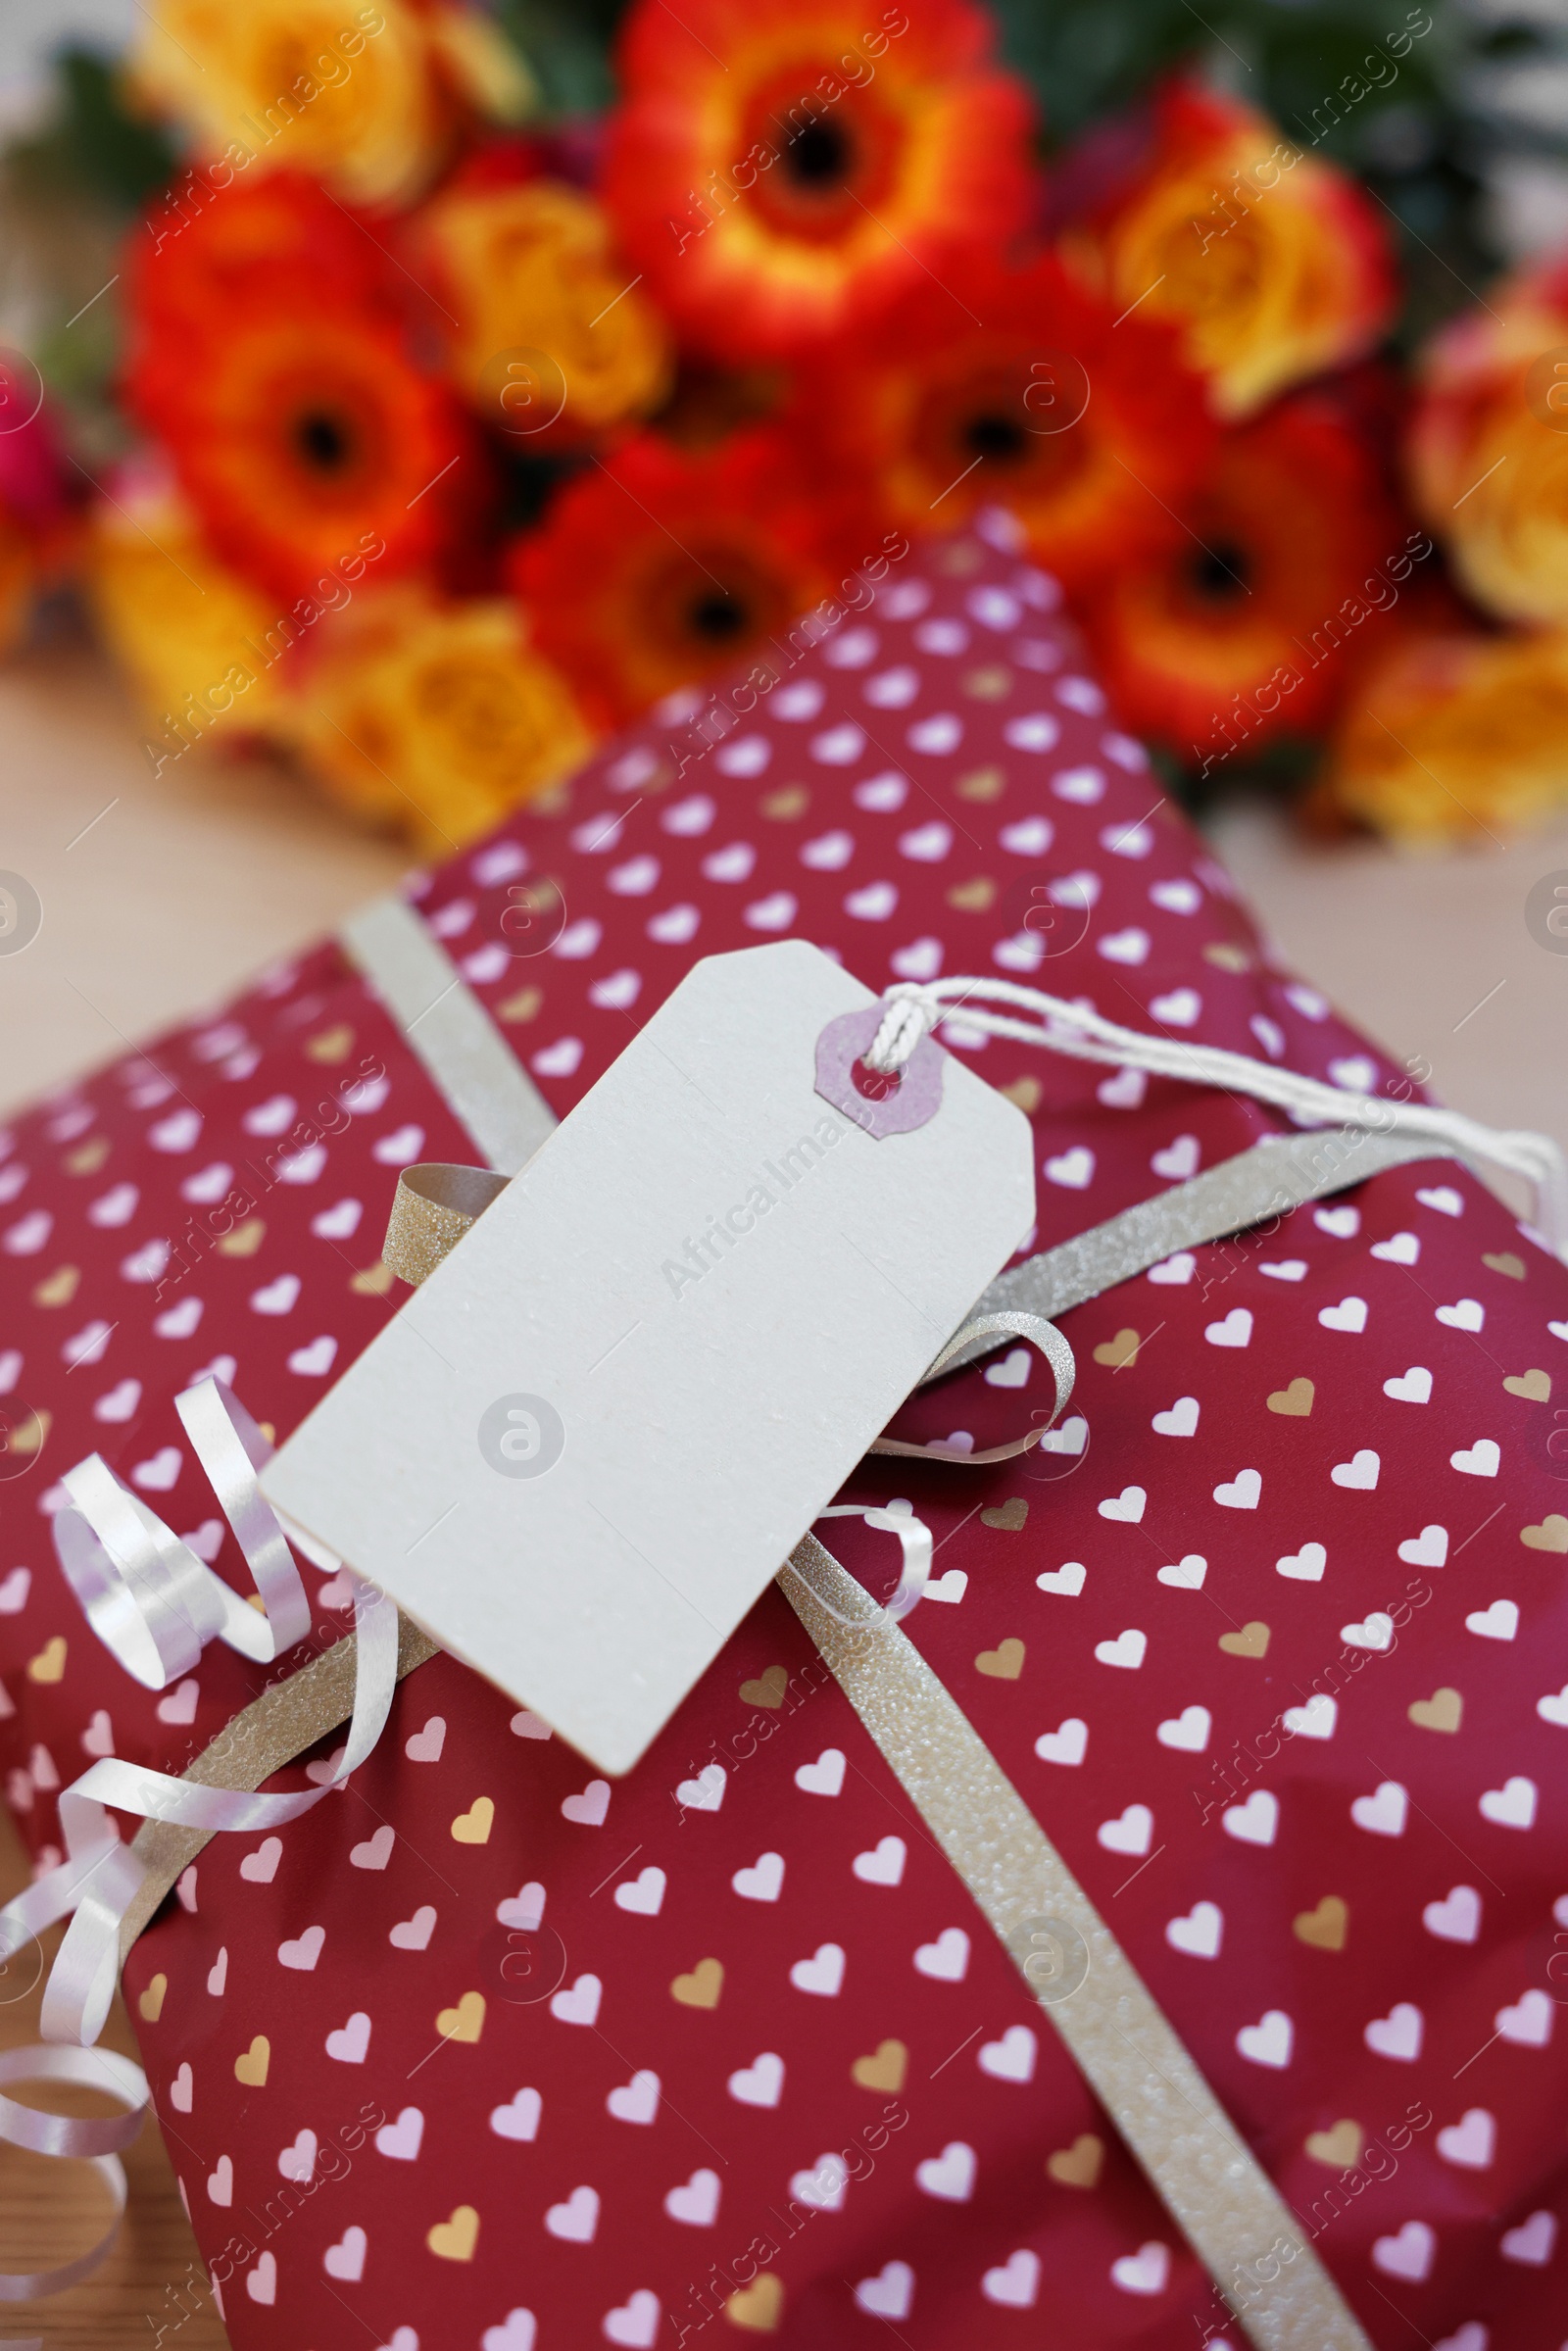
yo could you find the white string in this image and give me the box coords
[864,978,1568,1263]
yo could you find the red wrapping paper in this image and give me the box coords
[2,521,1566,2351]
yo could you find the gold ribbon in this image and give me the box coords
[120,1614,437,1960]
[780,1536,1371,2351]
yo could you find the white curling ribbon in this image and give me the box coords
[809,1309,1075,1630]
[865,976,1568,1262]
[814,1503,933,1625]
[54,1378,314,1686]
[0,2047,144,2305]
[0,1377,401,2295]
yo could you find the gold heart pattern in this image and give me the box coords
[851,2040,907,2094]
[974,1638,1026,1680]
[7,1409,49,1459]
[1091,1327,1141,1370]
[304,1023,355,1063]
[217,1218,267,1257]
[1293,1895,1348,1952]
[726,2273,784,2331]
[25,1636,66,1685]
[1408,1687,1463,1733]
[1305,2120,1363,2170]
[233,2036,270,2087]
[1047,2133,1104,2188]
[427,2205,479,2261]
[435,1991,485,2044]
[497,985,544,1025]
[670,1958,723,2010]
[1266,1377,1314,1416]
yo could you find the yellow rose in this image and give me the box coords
[420,178,673,439]
[1322,629,1568,841]
[127,0,534,209]
[1410,261,1568,627]
[1065,83,1395,418]
[277,587,593,848]
[86,481,284,766]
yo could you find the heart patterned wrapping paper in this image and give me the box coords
[2,517,1567,2351]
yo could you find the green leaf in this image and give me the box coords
[10,47,175,212]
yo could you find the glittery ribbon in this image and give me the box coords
[779,1537,1373,2351]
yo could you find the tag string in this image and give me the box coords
[864,977,1568,1262]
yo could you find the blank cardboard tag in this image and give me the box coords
[263,942,1033,1773]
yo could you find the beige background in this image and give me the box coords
[1,643,1567,2340]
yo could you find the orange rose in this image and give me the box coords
[1323,628,1568,840]
[1063,81,1395,418]
[1410,258,1568,627]
[276,586,593,847]
[415,175,673,440]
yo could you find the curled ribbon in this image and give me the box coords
[0,2046,144,2305]
[870,1306,1074,1464]
[0,1378,402,2293]
[813,1503,933,1625]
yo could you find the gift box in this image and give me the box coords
[3,514,1567,2350]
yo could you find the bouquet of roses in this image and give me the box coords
[6,0,1568,842]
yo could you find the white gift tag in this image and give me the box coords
[263,942,1033,1773]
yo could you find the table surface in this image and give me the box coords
[1,639,1566,2342]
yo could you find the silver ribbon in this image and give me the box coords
[876,1306,1075,1461]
